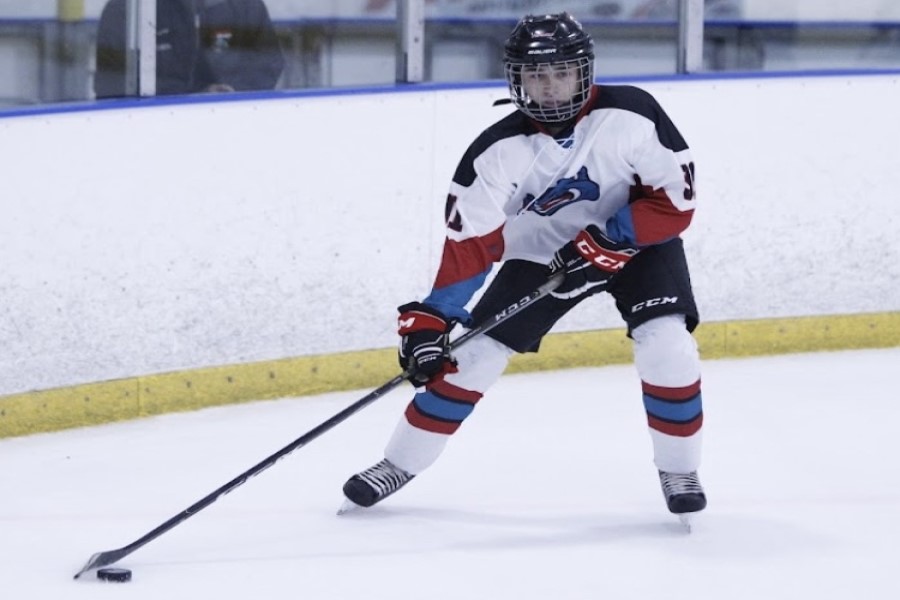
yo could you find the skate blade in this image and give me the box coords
[336,499,363,515]
[677,513,694,533]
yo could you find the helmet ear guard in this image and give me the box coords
[503,12,595,123]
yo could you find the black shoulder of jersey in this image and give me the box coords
[591,84,689,152]
[452,109,533,187]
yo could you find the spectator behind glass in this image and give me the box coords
[95,0,284,98]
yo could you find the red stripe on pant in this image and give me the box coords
[403,378,483,435]
[405,403,461,434]
[642,379,701,401]
[648,413,703,437]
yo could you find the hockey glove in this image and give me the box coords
[397,302,456,386]
[549,225,639,300]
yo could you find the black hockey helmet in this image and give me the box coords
[503,13,595,123]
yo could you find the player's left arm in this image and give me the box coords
[606,119,696,247]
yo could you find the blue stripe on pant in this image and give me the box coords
[642,392,703,423]
[412,389,477,423]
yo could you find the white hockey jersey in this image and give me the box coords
[425,84,696,322]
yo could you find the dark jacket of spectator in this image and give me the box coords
[95,0,284,98]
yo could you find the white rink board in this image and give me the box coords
[1,74,899,395]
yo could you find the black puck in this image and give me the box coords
[97,567,132,583]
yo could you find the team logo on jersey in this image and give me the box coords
[521,166,600,216]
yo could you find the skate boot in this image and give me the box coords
[658,470,707,514]
[339,459,414,513]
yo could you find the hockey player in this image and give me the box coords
[342,13,707,521]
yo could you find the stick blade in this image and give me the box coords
[73,548,127,579]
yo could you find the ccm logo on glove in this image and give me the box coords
[548,225,639,301]
[574,229,636,273]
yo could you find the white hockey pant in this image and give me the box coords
[386,335,513,474]
[632,314,703,474]
[386,314,703,476]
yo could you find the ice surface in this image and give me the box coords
[2,348,898,599]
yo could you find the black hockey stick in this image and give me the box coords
[73,271,564,579]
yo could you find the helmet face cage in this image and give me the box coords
[503,13,595,123]
[504,57,594,123]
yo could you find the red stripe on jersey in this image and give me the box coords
[433,226,504,289]
[642,379,701,401]
[630,196,694,246]
[404,403,461,434]
[427,378,483,404]
[648,414,703,437]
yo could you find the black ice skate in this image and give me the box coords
[338,459,414,514]
[658,470,707,531]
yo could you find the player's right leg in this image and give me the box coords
[341,334,514,510]
[341,260,581,511]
